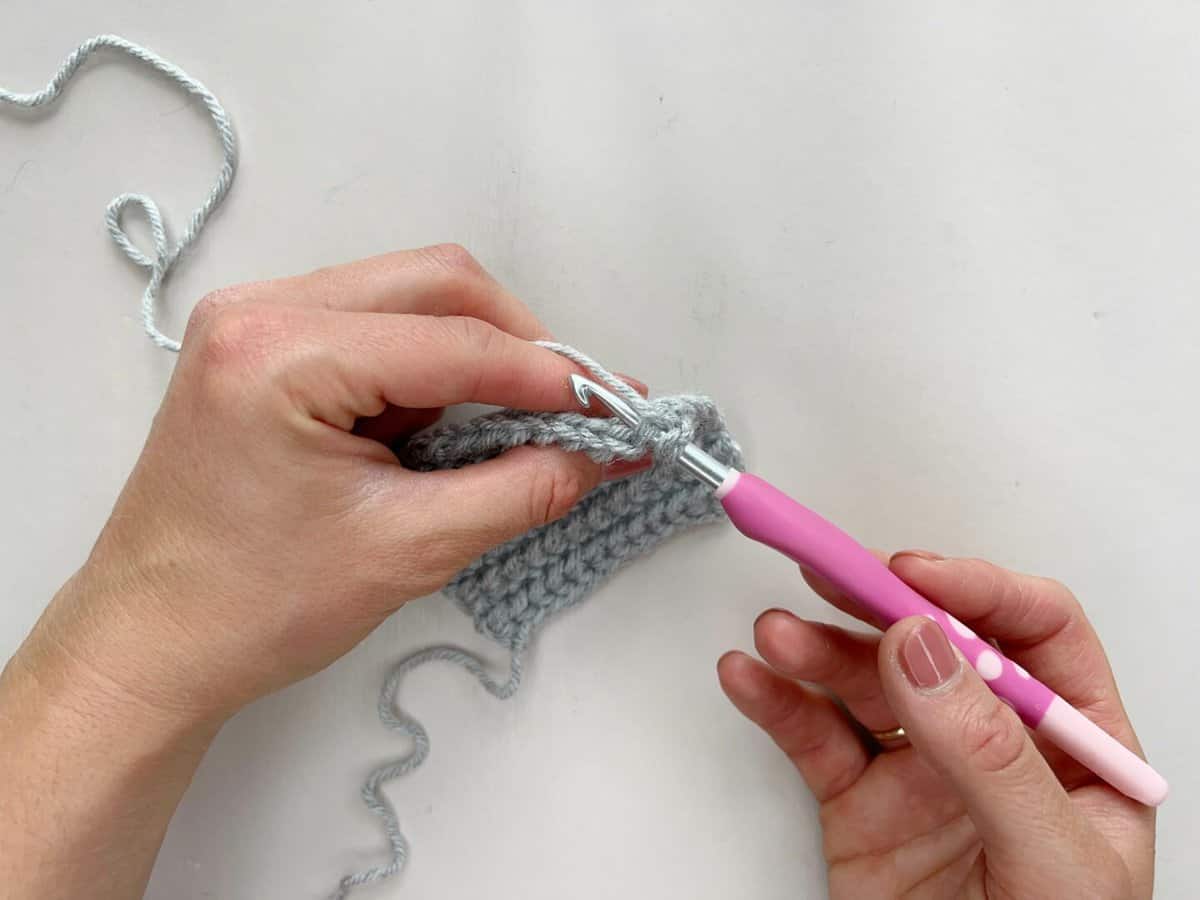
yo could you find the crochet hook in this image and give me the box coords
[569,374,1168,808]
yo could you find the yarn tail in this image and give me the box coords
[331,642,526,899]
[0,35,237,351]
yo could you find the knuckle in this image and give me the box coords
[414,244,494,301]
[1037,575,1080,610]
[443,314,500,356]
[959,697,1027,776]
[527,459,587,527]
[187,284,248,331]
[420,242,483,275]
[810,625,855,681]
[416,243,486,290]
[1016,572,1085,637]
[191,302,282,368]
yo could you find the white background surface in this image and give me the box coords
[2,3,1197,897]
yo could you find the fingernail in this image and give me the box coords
[892,549,945,563]
[601,455,653,482]
[614,372,649,398]
[901,619,958,689]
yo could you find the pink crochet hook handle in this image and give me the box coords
[718,471,1168,807]
[568,375,1168,808]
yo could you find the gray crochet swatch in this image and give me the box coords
[334,343,743,898]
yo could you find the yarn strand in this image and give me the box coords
[333,641,527,900]
[0,34,238,350]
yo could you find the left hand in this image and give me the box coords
[16,244,618,724]
[0,244,644,900]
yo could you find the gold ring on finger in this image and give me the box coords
[870,725,910,751]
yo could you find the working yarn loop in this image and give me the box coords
[401,343,724,472]
[0,34,238,351]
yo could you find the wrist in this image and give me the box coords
[4,616,224,762]
[14,563,232,743]
[0,592,221,899]
[1,646,220,767]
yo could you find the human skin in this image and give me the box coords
[718,554,1157,898]
[0,243,647,900]
[0,245,1155,899]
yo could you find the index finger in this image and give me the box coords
[284,310,590,428]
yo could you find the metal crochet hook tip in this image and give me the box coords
[569,374,733,490]
[569,374,642,427]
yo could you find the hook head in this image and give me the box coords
[568,374,642,426]
[568,373,595,408]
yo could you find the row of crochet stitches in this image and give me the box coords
[439,425,738,648]
[399,394,725,469]
[399,342,742,650]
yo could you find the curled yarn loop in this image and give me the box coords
[336,344,743,898]
[0,34,238,350]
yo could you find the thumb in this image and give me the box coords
[410,444,603,570]
[877,616,1095,876]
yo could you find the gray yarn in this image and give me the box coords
[0,35,238,351]
[4,38,742,900]
[334,647,525,897]
[412,342,741,649]
[334,343,743,898]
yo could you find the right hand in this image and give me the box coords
[719,553,1157,898]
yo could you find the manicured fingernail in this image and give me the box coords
[615,372,649,398]
[901,619,958,689]
[601,455,653,482]
[893,549,945,563]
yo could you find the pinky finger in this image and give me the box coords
[718,651,870,803]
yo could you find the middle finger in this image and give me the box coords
[754,610,896,732]
[243,245,550,339]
